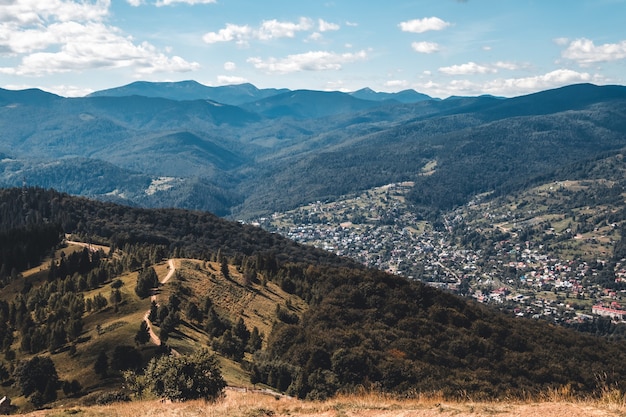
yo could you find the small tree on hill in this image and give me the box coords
[14,356,59,405]
[140,349,226,401]
[135,321,151,345]
[94,350,108,378]
[135,267,159,298]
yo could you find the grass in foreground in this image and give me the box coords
[25,389,626,417]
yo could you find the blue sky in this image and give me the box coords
[1,0,625,98]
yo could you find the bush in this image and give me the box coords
[140,350,226,402]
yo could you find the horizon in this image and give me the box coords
[1,1,625,99]
[2,79,621,101]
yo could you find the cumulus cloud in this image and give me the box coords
[398,17,450,33]
[0,0,199,76]
[318,19,339,32]
[411,41,440,54]
[439,61,496,75]
[437,61,523,75]
[247,49,368,74]
[217,75,248,84]
[223,61,236,71]
[494,61,522,70]
[203,17,320,45]
[417,69,593,98]
[484,69,592,94]
[384,79,409,88]
[202,23,253,45]
[562,38,626,65]
[155,0,216,5]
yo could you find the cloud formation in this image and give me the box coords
[156,0,216,5]
[438,61,522,75]
[411,41,440,54]
[247,50,368,74]
[203,17,338,46]
[562,38,626,65]
[398,17,450,33]
[439,61,495,75]
[0,0,199,76]
[419,69,592,97]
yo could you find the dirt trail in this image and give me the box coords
[143,260,179,353]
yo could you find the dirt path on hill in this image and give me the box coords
[144,260,179,354]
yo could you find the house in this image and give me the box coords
[592,304,626,321]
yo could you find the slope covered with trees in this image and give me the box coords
[0,188,625,409]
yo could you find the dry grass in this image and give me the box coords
[22,389,626,417]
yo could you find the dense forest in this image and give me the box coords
[1,187,626,406]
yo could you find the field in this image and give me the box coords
[18,389,626,417]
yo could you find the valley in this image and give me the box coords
[254,173,626,334]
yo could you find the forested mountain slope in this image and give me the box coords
[2,83,626,218]
[1,188,625,407]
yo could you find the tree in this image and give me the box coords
[185,301,202,323]
[141,350,226,402]
[111,345,142,372]
[135,320,151,345]
[14,356,59,401]
[148,300,158,322]
[248,327,263,352]
[94,350,108,378]
[233,318,250,348]
[220,258,230,279]
[135,267,159,298]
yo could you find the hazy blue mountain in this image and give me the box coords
[349,87,432,103]
[241,89,392,119]
[2,82,626,218]
[88,80,290,105]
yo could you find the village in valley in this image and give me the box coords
[252,181,626,328]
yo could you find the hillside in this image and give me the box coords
[2,82,626,218]
[1,188,626,413]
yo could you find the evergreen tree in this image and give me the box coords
[94,350,108,378]
[135,321,151,346]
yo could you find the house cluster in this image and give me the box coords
[254,183,626,326]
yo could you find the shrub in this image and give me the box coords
[141,350,226,402]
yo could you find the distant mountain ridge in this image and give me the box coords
[1,82,626,218]
[87,80,432,106]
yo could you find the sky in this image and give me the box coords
[1,0,626,98]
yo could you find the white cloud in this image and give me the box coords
[483,69,592,94]
[202,23,252,45]
[562,38,626,65]
[203,17,318,45]
[0,0,110,26]
[318,19,339,32]
[223,61,236,71]
[0,3,199,77]
[126,0,144,6]
[416,69,594,98]
[155,0,216,6]
[247,49,368,74]
[345,21,358,27]
[439,61,496,75]
[411,41,440,54]
[494,61,522,70]
[553,37,569,46]
[398,17,450,33]
[307,32,323,42]
[384,79,409,88]
[217,75,248,84]
[258,17,313,40]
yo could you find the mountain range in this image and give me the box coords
[1,81,626,218]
